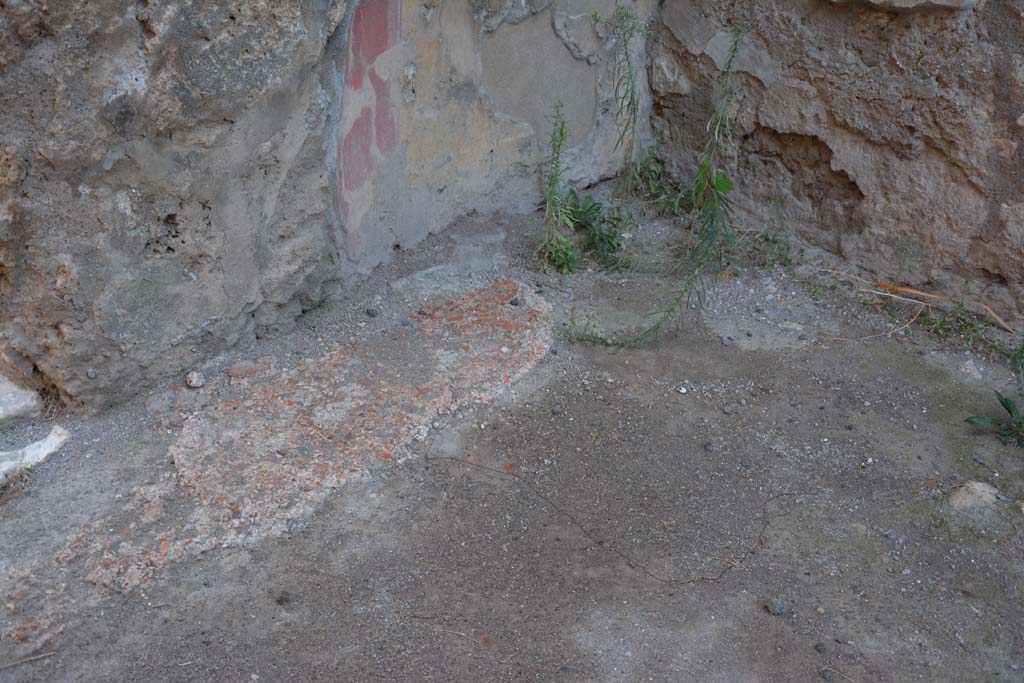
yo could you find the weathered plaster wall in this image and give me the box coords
[336,0,654,272]
[0,0,650,413]
[649,0,1024,325]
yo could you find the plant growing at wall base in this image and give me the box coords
[565,189,604,232]
[628,22,749,344]
[595,7,647,168]
[539,103,574,267]
[965,390,1024,448]
[545,235,583,273]
[568,23,748,346]
[1007,338,1024,392]
[620,149,691,215]
[581,212,624,269]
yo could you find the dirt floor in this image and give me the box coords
[2,213,1023,682]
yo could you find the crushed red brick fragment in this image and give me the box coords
[2,280,551,645]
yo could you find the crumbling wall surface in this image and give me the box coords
[0,0,351,412]
[1,0,650,414]
[337,0,655,271]
[649,0,1024,325]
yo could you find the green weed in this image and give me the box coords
[594,7,647,167]
[917,306,991,348]
[621,149,690,216]
[1007,339,1024,391]
[581,213,624,269]
[629,23,749,344]
[536,103,626,273]
[539,103,573,266]
[965,390,1024,447]
[545,236,583,274]
[567,22,748,346]
[565,189,604,232]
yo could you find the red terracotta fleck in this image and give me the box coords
[4,281,551,639]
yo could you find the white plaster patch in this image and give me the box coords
[0,426,71,483]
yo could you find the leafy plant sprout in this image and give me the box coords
[594,7,647,169]
[538,102,573,267]
[965,390,1024,448]
[628,22,750,345]
[545,235,583,274]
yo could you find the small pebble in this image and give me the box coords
[820,670,834,681]
[365,307,380,318]
[186,371,205,389]
[722,404,734,415]
[509,297,521,307]
[766,598,786,616]
[814,642,827,654]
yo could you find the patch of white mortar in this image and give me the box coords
[0,427,71,483]
[391,229,508,294]
[703,277,839,351]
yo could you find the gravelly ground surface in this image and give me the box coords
[1,213,1023,682]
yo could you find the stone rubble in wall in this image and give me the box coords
[649,0,1023,328]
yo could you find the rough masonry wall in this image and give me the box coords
[0,0,649,413]
[0,1,352,412]
[649,0,1024,325]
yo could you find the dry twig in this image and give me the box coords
[821,268,1016,334]
[0,651,56,672]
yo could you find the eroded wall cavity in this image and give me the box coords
[649,0,1024,325]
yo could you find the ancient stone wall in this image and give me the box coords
[649,0,1023,325]
[0,0,649,413]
